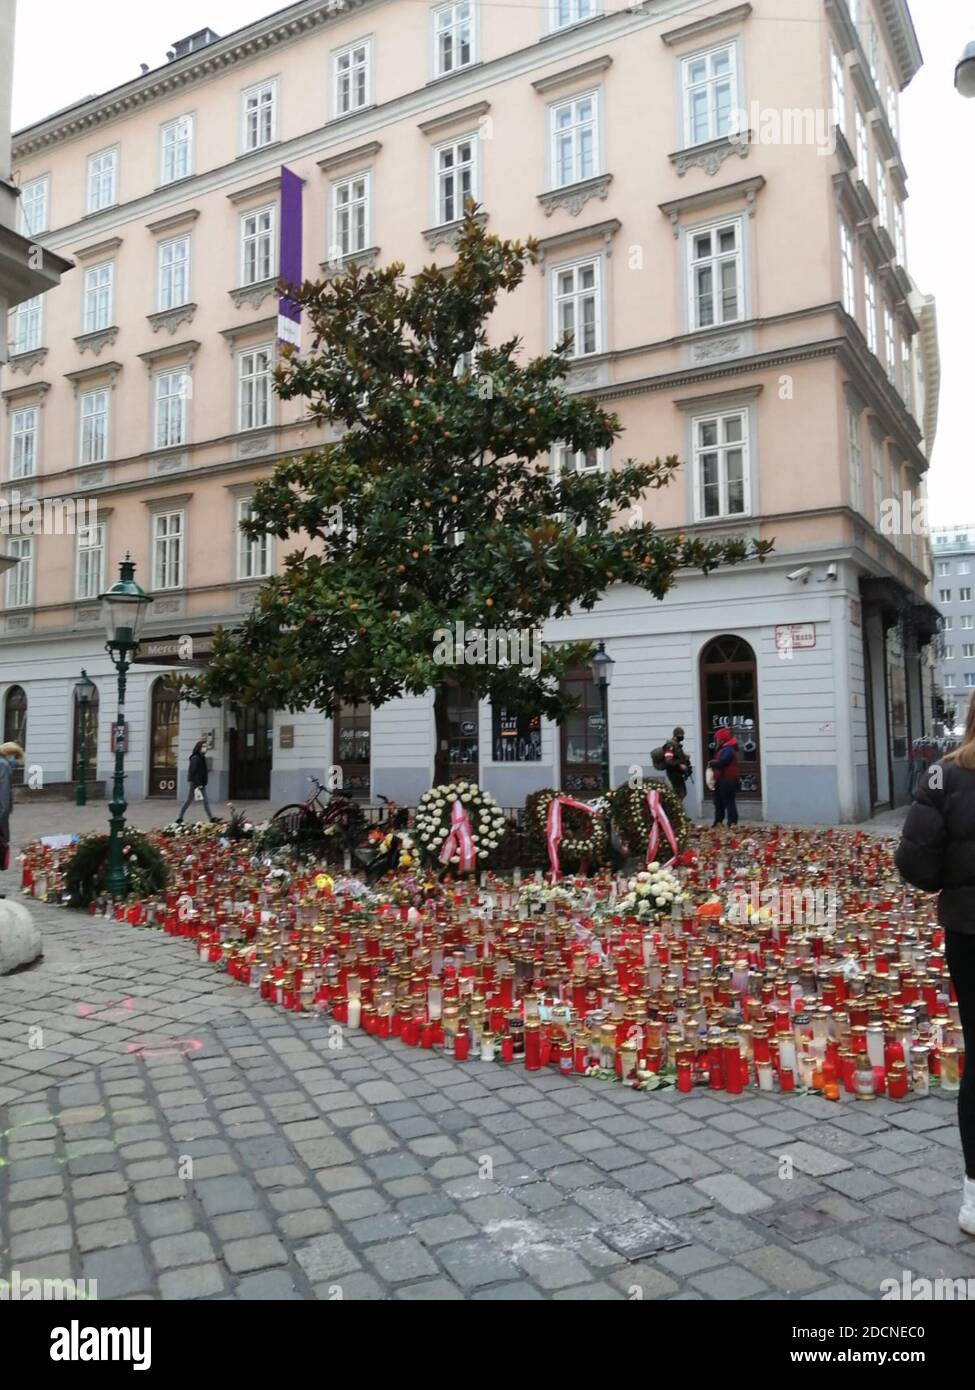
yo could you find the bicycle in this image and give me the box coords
[271,779,404,876]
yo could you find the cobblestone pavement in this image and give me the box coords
[0,894,971,1302]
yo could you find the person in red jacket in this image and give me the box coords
[709,727,739,827]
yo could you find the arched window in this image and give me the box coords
[699,635,761,797]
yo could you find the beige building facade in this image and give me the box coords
[0,0,940,821]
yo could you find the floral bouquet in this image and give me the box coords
[618,864,687,920]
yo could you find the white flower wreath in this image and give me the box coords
[415,782,509,867]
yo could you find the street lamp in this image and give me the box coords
[956,41,975,98]
[98,556,153,899]
[73,670,95,807]
[587,640,615,792]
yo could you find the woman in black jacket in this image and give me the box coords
[175,740,218,824]
[896,704,975,1235]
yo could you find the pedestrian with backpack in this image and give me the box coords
[654,727,692,801]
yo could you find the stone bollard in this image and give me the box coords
[0,898,43,974]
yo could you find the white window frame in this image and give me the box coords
[241,79,278,153]
[330,172,371,260]
[552,443,605,475]
[75,522,106,601]
[237,496,272,580]
[687,216,744,332]
[82,261,114,336]
[966,674,975,690]
[432,1,476,78]
[940,589,952,604]
[20,175,49,237]
[855,105,869,185]
[240,205,277,287]
[5,537,32,609]
[901,338,913,413]
[962,563,972,576]
[863,266,878,353]
[962,588,974,603]
[937,561,950,577]
[840,219,856,315]
[894,201,906,267]
[964,645,975,661]
[86,147,118,214]
[549,90,599,190]
[11,295,42,355]
[871,435,885,531]
[830,42,846,132]
[434,134,478,226]
[961,616,973,630]
[944,617,954,631]
[548,0,598,32]
[944,646,954,661]
[691,408,750,521]
[158,234,191,311]
[680,41,738,148]
[152,510,185,591]
[883,305,896,383]
[333,38,372,117]
[944,674,956,689]
[875,158,888,229]
[9,406,39,481]
[154,369,189,451]
[847,406,863,513]
[78,388,109,466]
[552,256,601,359]
[238,344,275,432]
[160,114,194,185]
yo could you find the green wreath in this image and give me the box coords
[62,830,169,909]
[608,780,689,863]
[525,788,610,872]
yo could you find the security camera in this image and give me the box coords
[825,563,837,580]
[787,567,812,583]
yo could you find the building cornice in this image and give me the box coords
[530,54,612,95]
[317,140,382,175]
[417,101,490,137]
[227,175,283,206]
[146,208,201,237]
[72,236,123,263]
[660,3,752,47]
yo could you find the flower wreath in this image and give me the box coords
[525,789,609,875]
[608,780,689,865]
[415,782,508,871]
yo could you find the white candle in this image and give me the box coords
[347,998,362,1029]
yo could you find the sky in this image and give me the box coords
[9,1,974,526]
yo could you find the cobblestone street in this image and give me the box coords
[1,888,972,1302]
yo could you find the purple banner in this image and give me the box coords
[278,165,304,348]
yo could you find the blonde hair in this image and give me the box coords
[946,694,975,771]
[0,741,24,763]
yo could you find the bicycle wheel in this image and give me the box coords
[272,805,318,842]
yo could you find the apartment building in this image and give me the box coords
[0,0,939,821]
[931,525,975,733]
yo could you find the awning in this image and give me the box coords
[860,576,941,645]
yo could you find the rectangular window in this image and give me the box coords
[158,235,191,311]
[894,201,906,266]
[944,646,954,661]
[962,588,973,603]
[682,43,736,146]
[435,136,476,225]
[855,105,869,184]
[830,43,846,131]
[962,616,973,629]
[840,220,856,315]
[79,389,109,465]
[553,443,604,475]
[330,173,370,259]
[550,0,596,29]
[11,295,42,355]
[960,562,971,576]
[20,176,49,237]
[966,674,975,689]
[883,306,896,383]
[333,39,371,116]
[551,92,598,188]
[553,258,600,357]
[83,262,114,335]
[689,219,742,330]
[901,339,913,413]
[867,22,880,85]
[492,702,541,763]
[154,370,188,450]
[241,207,276,286]
[242,80,277,152]
[9,407,38,480]
[944,675,956,689]
[693,409,749,520]
[863,267,877,353]
[76,523,105,601]
[5,537,32,609]
[847,407,863,513]
[871,436,885,530]
[237,497,271,580]
[964,645,975,660]
[886,82,899,141]
[937,561,950,577]
[152,511,184,590]
[945,617,954,631]
[433,2,474,77]
[940,589,952,604]
[160,115,193,184]
[875,158,888,228]
[238,346,274,431]
[87,148,118,213]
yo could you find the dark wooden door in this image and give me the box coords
[149,680,180,797]
[560,664,606,794]
[230,704,272,800]
[72,686,99,785]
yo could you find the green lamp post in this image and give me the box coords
[74,670,95,807]
[588,640,615,793]
[98,555,153,900]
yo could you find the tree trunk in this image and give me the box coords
[432,682,451,787]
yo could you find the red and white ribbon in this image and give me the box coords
[439,799,476,873]
[546,794,600,881]
[646,786,678,868]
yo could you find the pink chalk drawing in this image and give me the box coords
[76,998,135,1022]
[126,1038,205,1059]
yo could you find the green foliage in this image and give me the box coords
[179,208,772,741]
[63,831,169,910]
[525,788,610,871]
[608,780,689,860]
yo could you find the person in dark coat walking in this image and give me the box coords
[176,739,218,824]
[660,726,692,801]
[0,741,24,896]
[896,697,975,1234]
[709,727,739,826]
